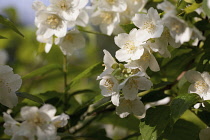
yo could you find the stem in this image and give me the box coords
[63,55,68,109]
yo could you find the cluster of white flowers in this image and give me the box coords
[33,0,88,55]
[185,70,210,108]
[89,0,147,35]
[97,1,205,118]
[3,104,69,140]
[0,65,22,108]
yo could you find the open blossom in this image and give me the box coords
[99,75,120,106]
[132,7,164,38]
[115,28,150,62]
[119,72,153,100]
[157,0,177,18]
[125,45,160,72]
[55,29,86,56]
[185,70,210,108]
[35,10,67,38]
[0,65,22,108]
[91,9,120,35]
[3,104,69,140]
[47,0,88,21]
[116,97,145,118]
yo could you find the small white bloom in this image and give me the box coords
[35,10,67,38]
[157,0,177,18]
[55,30,86,56]
[91,10,120,35]
[199,127,210,140]
[99,75,120,106]
[120,0,147,24]
[185,70,210,102]
[116,97,146,118]
[32,1,47,12]
[52,113,70,128]
[96,0,127,12]
[3,113,20,136]
[0,65,22,108]
[48,0,88,21]
[119,72,153,100]
[132,7,164,38]
[37,35,54,53]
[163,16,192,44]
[98,49,117,80]
[0,49,8,64]
[125,46,160,72]
[115,28,149,62]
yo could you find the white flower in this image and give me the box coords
[132,7,164,38]
[36,35,54,53]
[157,0,177,18]
[119,72,153,100]
[0,49,8,65]
[55,29,86,56]
[96,0,127,12]
[3,104,69,140]
[125,45,160,72]
[32,1,47,12]
[199,127,210,140]
[0,65,22,108]
[163,16,192,44]
[120,0,147,24]
[115,28,149,62]
[35,10,67,38]
[208,0,210,9]
[3,113,20,136]
[185,70,210,99]
[116,97,146,118]
[47,0,88,21]
[98,49,117,80]
[99,75,120,106]
[91,10,120,35]
[75,10,89,27]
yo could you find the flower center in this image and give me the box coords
[64,34,73,42]
[194,80,208,94]
[127,78,139,90]
[123,41,137,54]
[100,12,113,24]
[142,21,156,34]
[59,0,68,10]
[105,78,114,91]
[171,23,182,33]
[141,52,150,61]
[46,15,60,29]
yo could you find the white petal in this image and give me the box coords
[149,54,160,72]
[185,70,203,83]
[40,104,56,118]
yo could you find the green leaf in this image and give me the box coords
[161,110,207,140]
[0,35,7,39]
[0,15,24,37]
[202,0,210,17]
[69,89,95,97]
[170,93,201,125]
[139,106,170,140]
[120,24,137,33]
[16,92,44,104]
[22,64,62,80]
[67,62,103,90]
[203,100,210,112]
[184,3,202,14]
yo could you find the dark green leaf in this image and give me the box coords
[22,64,62,80]
[67,62,103,90]
[203,100,210,112]
[69,89,95,97]
[0,35,7,39]
[16,92,44,104]
[120,24,137,33]
[139,106,170,140]
[170,93,201,125]
[0,15,24,37]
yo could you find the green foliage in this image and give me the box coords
[0,15,24,37]
[16,92,44,104]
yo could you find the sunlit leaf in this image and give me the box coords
[16,92,44,104]
[170,93,201,125]
[184,3,201,14]
[0,35,7,39]
[0,15,24,37]
[22,64,62,80]
[202,0,210,17]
